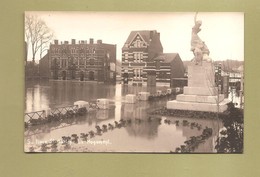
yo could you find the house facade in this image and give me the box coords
[121,30,185,86]
[40,38,117,83]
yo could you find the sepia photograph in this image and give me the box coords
[24,12,244,153]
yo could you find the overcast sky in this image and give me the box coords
[25,12,244,62]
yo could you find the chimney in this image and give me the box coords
[54,40,58,45]
[72,39,76,44]
[64,41,69,44]
[97,40,102,44]
[90,38,94,44]
[150,31,154,38]
[81,40,84,44]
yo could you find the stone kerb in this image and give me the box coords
[176,94,225,104]
[167,99,230,112]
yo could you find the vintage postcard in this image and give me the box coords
[24,12,244,153]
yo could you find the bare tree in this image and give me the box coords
[25,14,54,63]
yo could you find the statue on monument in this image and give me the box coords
[191,12,212,65]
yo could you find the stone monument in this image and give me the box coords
[190,12,212,64]
[167,13,230,112]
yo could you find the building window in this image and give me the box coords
[133,68,142,79]
[79,59,84,65]
[53,48,59,54]
[90,59,94,65]
[133,53,136,62]
[136,40,141,48]
[134,52,143,63]
[71,48,76,54]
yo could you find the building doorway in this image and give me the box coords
[80,71,84,81]
[53,70,58,80]
[147,71,156,86]
[52,58,59,80]
[62,71,66,80]
[89,71,94,81]
[71,70,76,80]
[123,73,129,84]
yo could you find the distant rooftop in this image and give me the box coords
[124,30,159,44]
[154,53,180,63]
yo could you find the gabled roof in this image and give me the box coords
[124,30,158,45]
[153,53,180,63]
[154,53,179,63]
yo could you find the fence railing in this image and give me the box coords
[50,105,78,115]
[24,105,88,127]
[25,110,46,122]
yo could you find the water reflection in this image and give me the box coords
[25,80,222,152]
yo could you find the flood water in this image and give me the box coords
[24,80,222,153]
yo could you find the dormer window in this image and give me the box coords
[129,33,147,48]
[133,39,143,48]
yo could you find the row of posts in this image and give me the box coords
[124,88,180,104]
[35,87,180,119]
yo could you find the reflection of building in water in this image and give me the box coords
[122,101,149,120]
[114,103,122,122]
[25,83,50,112]
[123,104,134,119]
[96,108,115,121]
[48,81,118,108]
[121,85,147,95]
[146,86,158,95]
[114,84,123,121]
[122,101,161,138]
[96,110,109,120]
[120,84,168,96]
[125,120,160,139]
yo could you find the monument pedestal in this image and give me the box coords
[167,61,230,113]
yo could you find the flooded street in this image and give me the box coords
[25,80,222,153]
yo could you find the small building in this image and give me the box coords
[39,38,117,83]
[121,30,185,86]
[151,53,185,84]
[39,52,50,79]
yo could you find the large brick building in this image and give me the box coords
[40,38,117,83]
[121,30,185,86]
